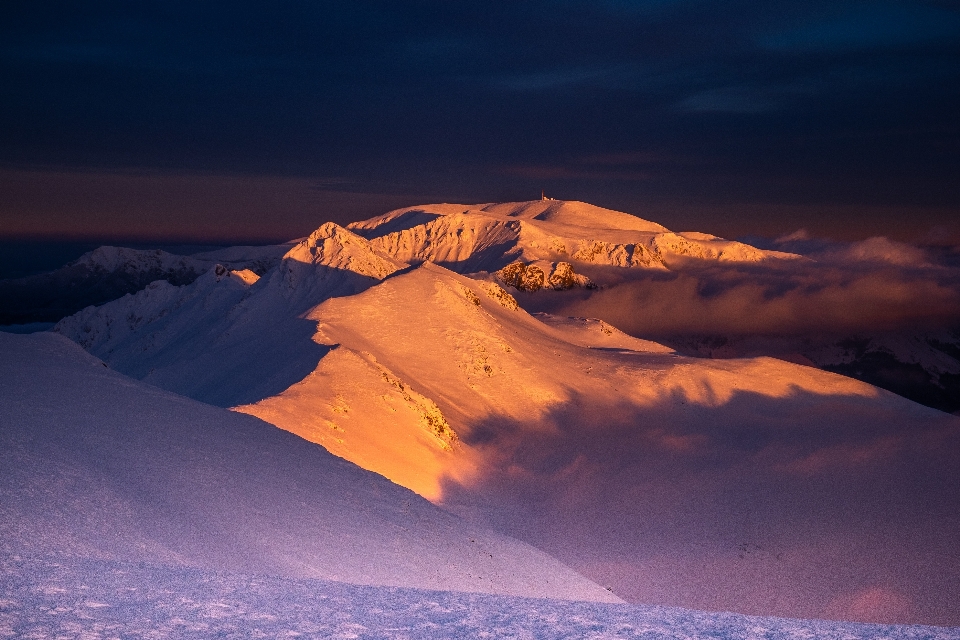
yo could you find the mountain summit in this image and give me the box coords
[347,200,795,275]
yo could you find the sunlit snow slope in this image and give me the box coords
[53,204,960,625]
[0,331,619,602]
[347,200,797,274]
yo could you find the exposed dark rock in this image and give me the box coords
[548,262,578,290]
[496,261,591,293]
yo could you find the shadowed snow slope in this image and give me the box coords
[52,207,960,625]
[54,224,405,407]
[347,200,797,273]
[0,331,619,602]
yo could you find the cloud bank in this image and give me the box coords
[526,235,960,338]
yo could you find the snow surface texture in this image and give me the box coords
[53,202,960,625]
[3,556,957,640]
[0,331,618,603]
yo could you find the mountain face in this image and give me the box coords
[0,243,294,325]
[54,224,405,407]
[0,330,618,602]
[52,202,960,626]
[347,200,797,275]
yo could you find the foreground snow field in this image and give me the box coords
[3,556,958,640]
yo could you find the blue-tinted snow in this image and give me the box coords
[2,556,956,639]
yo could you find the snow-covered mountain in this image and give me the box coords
[347,200,800,286]
[0,242,294,325]
[53,205,960,626]
[0,330,617,602]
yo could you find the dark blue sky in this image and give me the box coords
[2,1,958,242]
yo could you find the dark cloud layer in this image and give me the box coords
[1,1,958,240]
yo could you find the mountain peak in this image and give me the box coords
[285,222,406,279]
[344,200,791,275]
[477,200,670,233]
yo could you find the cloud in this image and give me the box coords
[774,233,934,267]
[554,268,958,336]
[526,236,960,338]
[489,67,617,92]
[817,236,932,266]
[2,0,958,240]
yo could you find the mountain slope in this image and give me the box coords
[53,214,960,625]
[0,330,618,602]
[55,224,404,407]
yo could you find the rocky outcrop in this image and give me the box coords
[496,261,593,292]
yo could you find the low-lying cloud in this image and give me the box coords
[527,235,960,339]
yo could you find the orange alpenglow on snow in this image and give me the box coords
[52,201,960,626]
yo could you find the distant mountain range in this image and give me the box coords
[0,242,295,325]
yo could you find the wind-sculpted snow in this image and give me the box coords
[4,556,956,640]
[0,331,619,602]
[347,200,797,277]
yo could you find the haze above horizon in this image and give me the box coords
[1,1,958,244]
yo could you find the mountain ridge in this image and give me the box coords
[1,330,619,602]
[51,202,960,624]
[347,200,799,275]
